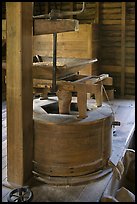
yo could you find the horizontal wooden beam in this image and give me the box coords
[33,19,79,35]
[3,18,79,37]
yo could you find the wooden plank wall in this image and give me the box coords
[33,2,49,15]
[98,2,135,98]
[74,2,97,23]
[125,2,135,97]
[99,2,122,97]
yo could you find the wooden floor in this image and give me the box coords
[2,99,135,202]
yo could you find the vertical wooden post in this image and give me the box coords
[96,2,100,24]
[69,2,74,19]
[121,2,126,97]
[76,84,87,119]
[94,83,102,107]
[44,2,49,14]
[6,2,33,185]
[57,90,72,114]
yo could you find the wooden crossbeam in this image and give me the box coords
[33,19,79,35]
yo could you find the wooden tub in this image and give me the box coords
[33,97,113,184]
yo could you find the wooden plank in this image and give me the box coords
[100,65,135,74]
[101,2,122,8]
[33,19,79,35]
[77,15,96,21]
[33,24,94,58]
[125,25,135,31]
[125,54,135,60]
[101,8,121,14]
[125,19,135,24]
[100,36,121,42]
[101,14,122,20]
[125,47,135,54]
[76,84,87,118]
[100,25,121,31]
[101,31,121,37]
[6,2,33,185]
[67,2,74,19]
[2,19,6,40]
[121,2,126,97]
[44,2,49,14]
[96,2,100,24]
[101,20,121,24]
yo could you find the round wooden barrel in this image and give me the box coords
[33,98,113,183]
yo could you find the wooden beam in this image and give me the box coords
[96,2,100,24]
[100,65,135,74]
[75,84,87,119]
[57,90,72,114]
[69,2,74,19]
[6,2,33,185]
[2,19,6,40]
[33,19,79,35]
[121,2,126,97]
[44,2,49,14]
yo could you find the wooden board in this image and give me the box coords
[2,19,6,40]
[33,19,79,35]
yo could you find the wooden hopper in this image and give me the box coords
[33,57,98,80]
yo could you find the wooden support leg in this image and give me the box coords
[57,90,72,114]
[40,87,49,100]
[102,77,114,102]
[94,83,102,107]
[6,2,33,185]
[76,85,87,118]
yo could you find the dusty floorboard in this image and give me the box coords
[2,101,7,142]
[2,99,135,202]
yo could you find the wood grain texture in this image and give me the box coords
[33,98,113,183]
[32,58,97,80]
[33,24,99,75]
[6,2,33,185]
[33,19,79,35]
